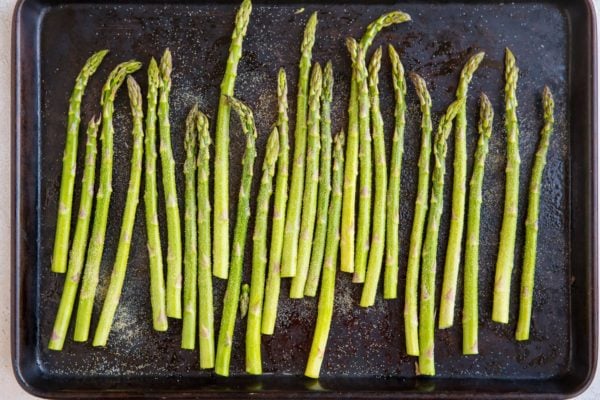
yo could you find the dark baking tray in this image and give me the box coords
[12,0,598,398]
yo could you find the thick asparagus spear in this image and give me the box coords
[93,76,145,346]
[262,69,290,334]
[290,63,323,298]
[73,60,142,342]
[215,97,258,377]
[463,93,493,355]
[281,12,318,278]
[48,117,100,351]
[439,52,485,328]
[516,87,554,341]
[51,49,108,274]
[305,61,334,297]
[213,0,253,280]
[492,48,521,324]
[305,130,345,379]
[246,127,279,375]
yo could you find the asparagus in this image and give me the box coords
[361,48,386,306]
[515,87,554,341]
[240,283,250,319]
[73,60,142,342]
[281,12,318,278]
[290,63,323,298]
[246,127,279,375]
[93,76,145,346]
[439,52,485,329]
[492,48,521,324]
[215,96,258,377]
[51,49,108,274]
[262,69,290,334]
[48,117,100,351]
[181,105,198,350]
[305,130,345,379]
[463,93,493,355]
[305,61,333,297]
[404,72,433,356]
[418,100,461,376]
[383,45,406,300]
[213,0,253,280]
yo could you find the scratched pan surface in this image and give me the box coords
[12,0,596,398]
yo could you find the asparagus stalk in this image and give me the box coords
[48,117,100,351]
[51,49,108,274]
[213,0,253,280]
[246,127,279,375]
[383,45,406,300]
[361,48,386,306]
[73,60,142,342]
[305,61,333,297]
[305,130,345,379]
[515,87,554,341]
[262,69,290,334]
[492,48,521,324]
[463,93,493,355]
[418,100,461,376]
[439,52,485,328]
[290,63,323,298]
[215,97,258,377]
[281,12,318,278]
[93,76,145,346]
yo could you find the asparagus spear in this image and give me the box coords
[246,127,279,375]
[93,76,145,346]
[439,52,485,328]
[290,63,323,298]
[51,49,108,274]
[305,61,334,297]
[215,96,258,377]
[262,69,290,334]
[281,12,318,278]
[181,105,198,350]
[48,117,100,351]
[213,0,253,280]
[515,87,554,341]
[492,48,521,324]
[418,100,461,376]
[404,73,432,356]
[73,60,142,342]
[463,93,493,355]
[305,130,345,379]
[361,48,386,306]
[383,45,406,300]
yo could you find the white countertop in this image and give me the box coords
[1,0,598,398]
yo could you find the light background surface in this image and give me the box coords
[0,0,597,398]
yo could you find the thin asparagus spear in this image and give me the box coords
[290,63,323,298]
[305,130,345,379]
[181,105,198,350]
[73,60,142,342]
[305,61,334,297]
[48,116,100,351]
[359,11,411,51]
[463,93,493,355]
[492,48,521,324]
[213,0,253,280]
[418,100,461,376]
[215,96,258,377]
[93,76,145,346]
[383,45,406,300]
[262,69,290,334]
[51,49,108,274]
[439,52,485,329]
[246,127,279,375]
[515,87,554,341]
[281,12,318,278]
